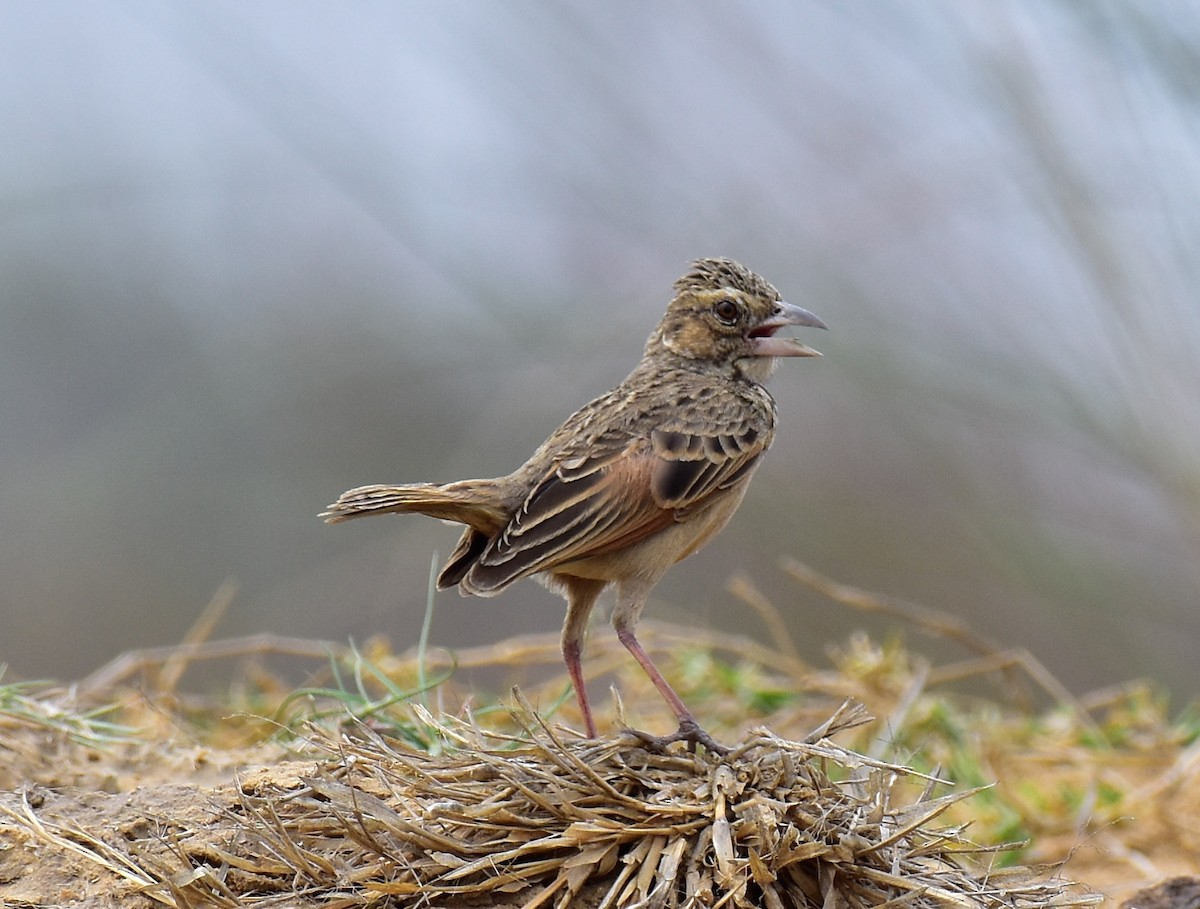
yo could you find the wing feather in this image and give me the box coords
[463,417,769,593]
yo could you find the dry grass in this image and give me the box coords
[2,698,1095,909]
[1,564,1197,906]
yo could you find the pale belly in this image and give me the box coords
[548,482,750,586]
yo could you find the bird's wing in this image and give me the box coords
[464,417,769,592]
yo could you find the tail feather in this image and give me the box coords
[321,481,509,535]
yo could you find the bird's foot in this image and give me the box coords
[623,718,729,756]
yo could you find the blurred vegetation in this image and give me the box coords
[0,3,1197,698]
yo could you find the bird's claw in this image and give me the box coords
[623,718,729,756]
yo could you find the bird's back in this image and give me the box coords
[454,359,778,595]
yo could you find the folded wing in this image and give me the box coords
[462,421,768,593]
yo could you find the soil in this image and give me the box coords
[1,629,1197,907]
[1,724,1196,907]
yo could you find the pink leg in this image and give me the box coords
[614,619,727,754]
[563,637,596,738]
[559,577,606,738]
[614,623,694,725]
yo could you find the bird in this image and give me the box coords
[322,257,825,751]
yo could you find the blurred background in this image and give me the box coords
[1,2,1197,699]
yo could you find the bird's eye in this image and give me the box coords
[713,299,740,324]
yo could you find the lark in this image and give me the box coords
[323,258,825,751]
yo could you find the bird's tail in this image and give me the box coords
[320,480,508,536]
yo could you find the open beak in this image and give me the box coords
[748,301,827,358]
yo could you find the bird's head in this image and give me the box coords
[647,257,827,381]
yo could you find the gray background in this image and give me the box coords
[2,2,1197,698]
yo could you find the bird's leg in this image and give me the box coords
[613,623,728,755]
[563,637,595,738]
[612,581,728,755]
[560,578,607,739]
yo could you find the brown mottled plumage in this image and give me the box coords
[322,257,825,751]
